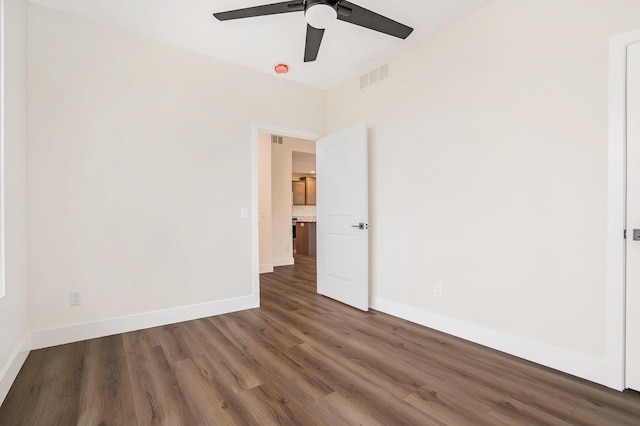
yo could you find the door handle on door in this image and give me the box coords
[351,223,369,230]
[634,229,640,241]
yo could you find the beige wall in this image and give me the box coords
[326,0,640,387]
[27,5,325,339]
[0,0,29,403]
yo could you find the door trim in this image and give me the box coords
[607,28,640,391]
[251,123,321,306]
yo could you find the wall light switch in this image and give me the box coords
[240,207,249,219]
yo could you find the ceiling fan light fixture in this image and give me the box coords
[305,3,337,29]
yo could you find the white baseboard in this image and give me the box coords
[260,263,274,274]
[31,295,259,350]
[371,297,612,389]
[0,332,31,405]
[273,257,294,267]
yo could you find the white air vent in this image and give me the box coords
[360,63,391,90]
[360,74,369,90]
[271,135,284,144]
[379,63,390,80]
[369,69,379,85]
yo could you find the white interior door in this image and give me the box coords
[626,41,640,392]
[316,124,369,311]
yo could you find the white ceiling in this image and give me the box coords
[29,0,494,89]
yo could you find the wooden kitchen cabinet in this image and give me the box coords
[302,177,316,205]
[292,181,306,205]
[292,177,316,206]
[295,222,316,256]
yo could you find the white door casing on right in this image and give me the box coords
[626,41,640,392]
[316,124,369,311]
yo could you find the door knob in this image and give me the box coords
[351,223,369,230]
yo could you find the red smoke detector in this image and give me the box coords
[274,63,289,74]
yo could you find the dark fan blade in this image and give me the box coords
[337,1,413,39]
[304,24,325,62]
[214,1,304,21]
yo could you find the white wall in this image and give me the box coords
[27,4,325,347]
[0,0,30,404]
[326,0,640,388]
[258,131,273,273]
[292,205,316,218]
[271,137,315,265]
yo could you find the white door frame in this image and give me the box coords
[251,123,321,306]
[607,28,640,391]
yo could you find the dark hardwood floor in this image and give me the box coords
[1,255,640,425]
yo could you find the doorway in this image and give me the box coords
[253,122,370,313]
[251,123,320,300]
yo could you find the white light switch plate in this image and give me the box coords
[240,207,249,219]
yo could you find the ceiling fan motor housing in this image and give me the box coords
[305,0,340,29]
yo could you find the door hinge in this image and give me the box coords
[624,229,627,240]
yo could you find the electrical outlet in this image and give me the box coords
[434,283,443,298]
[69,291,82,306]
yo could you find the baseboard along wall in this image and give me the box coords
[272,257,295,267]
[0,333,31,406]
[371,297,615,390]
[30,295,259,350]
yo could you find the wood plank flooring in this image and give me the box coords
[1,254,639,425]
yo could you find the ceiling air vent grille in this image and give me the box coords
[271,135,284,144]
[360,63,391,90]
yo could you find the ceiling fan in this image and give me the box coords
[213,0,414,63]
